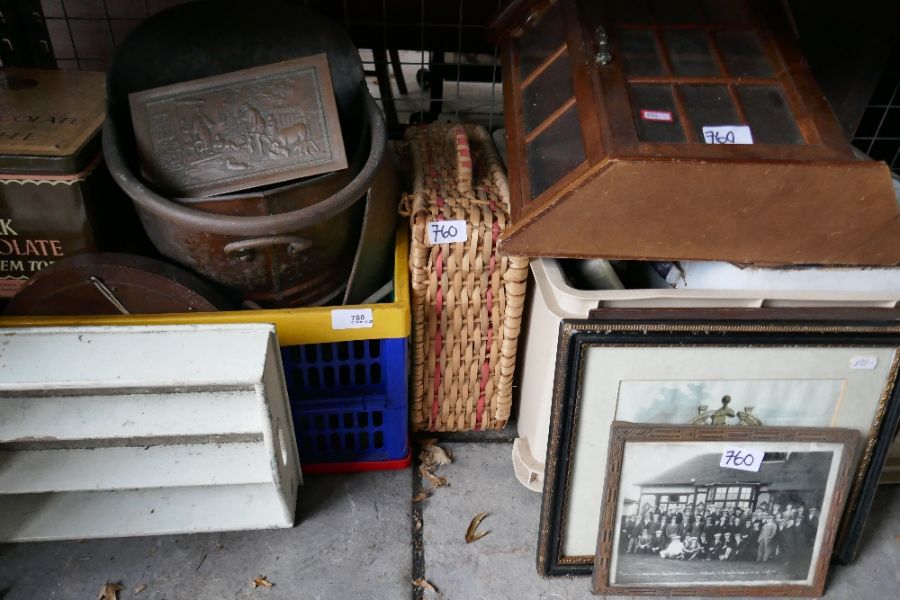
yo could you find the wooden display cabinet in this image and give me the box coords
[490,0,900,265]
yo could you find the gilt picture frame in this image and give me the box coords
[537,314,900,576]
[592,423,857,597]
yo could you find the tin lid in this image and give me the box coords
[0,69,106,175]
[3,253,232,316]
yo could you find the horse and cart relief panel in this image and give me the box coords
[129,54,347,197]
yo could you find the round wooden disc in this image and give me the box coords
[4,253,232,316]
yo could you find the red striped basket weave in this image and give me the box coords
[401,123,528,431]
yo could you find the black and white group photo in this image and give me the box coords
[610,447,835,585]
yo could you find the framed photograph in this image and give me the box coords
[538,315,900,576]
[593,423,857,597]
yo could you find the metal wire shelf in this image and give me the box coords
[851,42,900,175]
[6,1,895,169]
[28,0,505,136]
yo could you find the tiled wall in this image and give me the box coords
[35,0,506,130]
[30,1,900,160]
[851,43,900,176]
[41,0,196,71]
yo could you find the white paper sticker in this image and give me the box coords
[850,356,878,370]
[702,125,754,145]
[427,220,468,245]
[640,109,673,122]
[331,308,374,330]
[720,447,764,472]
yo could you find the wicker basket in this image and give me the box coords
[401,124,529,431]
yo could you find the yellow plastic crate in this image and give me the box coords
[0,229,410,346]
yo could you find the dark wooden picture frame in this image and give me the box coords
[537,314,900,577]
[592,423,857,597]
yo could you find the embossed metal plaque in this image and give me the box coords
[129,54,347,197]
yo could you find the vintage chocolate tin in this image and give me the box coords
[0,68,108,299]
[128,54,348,198]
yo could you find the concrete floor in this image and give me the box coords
[0,440,897,599]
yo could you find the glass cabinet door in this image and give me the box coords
[581,0,852,160]
[512,0,588,202]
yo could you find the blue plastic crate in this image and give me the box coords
[281,337,408,464]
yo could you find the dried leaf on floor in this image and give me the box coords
[97,582,123,600]
[419,439,452,467]
[134,584,147,595]
[414,515,423,531]
[252,575,274,588]
[412,577,441,596]
[418,464,447,488]
[412,490,431,502]
[465,512,490,544]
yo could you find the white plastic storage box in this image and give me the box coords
[658,261,900,292]
[0,324,302,541]
[513,258,900,491]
